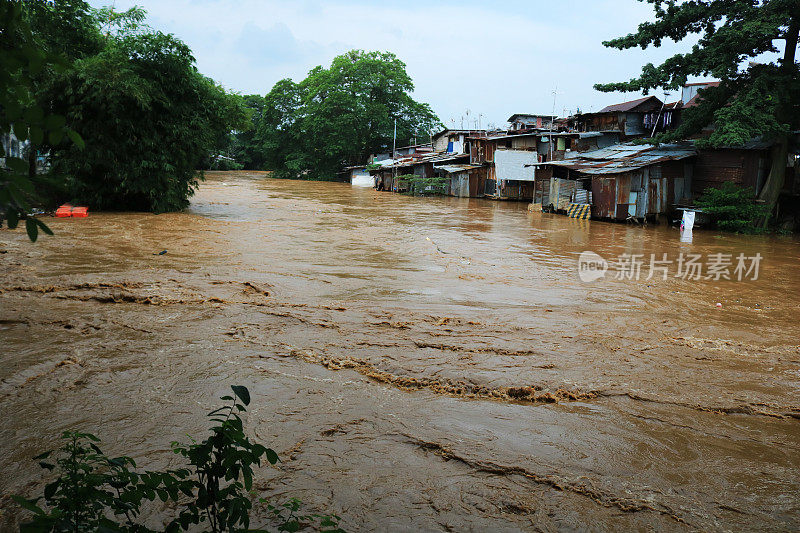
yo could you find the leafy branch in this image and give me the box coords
[13,386,343,533]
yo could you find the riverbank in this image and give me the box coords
[1,171,799,530]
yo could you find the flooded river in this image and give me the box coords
[2,170,799,531]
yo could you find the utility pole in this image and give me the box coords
[392,118,397,185]
[549,87,557,161]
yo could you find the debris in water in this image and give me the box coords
[153,250,167,256]
[425,236,450,255]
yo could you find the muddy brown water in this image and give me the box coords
[1,170,799,531]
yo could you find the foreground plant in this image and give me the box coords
[401,174,449,196]
[12,431,150,531]
[696,182,769,233]
[13,386,343,532]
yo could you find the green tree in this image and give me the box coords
[21,0,104,183]
[595,0,800,225]
[0,0,84,241]
[258,50,441,180]
[47,28,247,212]
[228,94,267,170]
[258,79,304,176]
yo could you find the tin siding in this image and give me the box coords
[495,149,538,182]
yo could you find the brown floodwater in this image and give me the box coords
[1,170,799,531]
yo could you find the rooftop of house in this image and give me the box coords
[533,142,696,175]
[432,129,487,140]
[368,151,470,171]
[507,113,556,122]
[394,143,434,151]
[596,95,663,114]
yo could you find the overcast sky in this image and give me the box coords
[88,0,715,128]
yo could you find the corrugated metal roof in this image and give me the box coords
[507,113,555,122]
[435,164,483,174]
[469,132,543,141]
[541,143,696,175]
[598,95,662,113]
[432,129,487,140]
[370,151,469,171]
[579,144,647,160]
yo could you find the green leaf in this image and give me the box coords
[266,448,279,465]
[44,480,59,499]
[19,522,51,533]
[23,107,44,124]
[67,129,85,150]
[44,114,66,131]
[231,385,250,406]
[29,126,43,145]
[11,496,45,516]
[11,173,35,194]
[48,129,64,146]
[35,219,53,236]
[7,209,20,230]
[26,218,38,242]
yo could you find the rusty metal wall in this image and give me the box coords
[500,180,534,200]
[591,176,615,219]
[590,173,633,220]
[647,177,669,214]
[470,167,487,198]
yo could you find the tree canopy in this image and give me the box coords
[2,0,247,226]
[48,30,248,212]
[0,0,82,240]
[595,0,799,219]
[254,50,441,179]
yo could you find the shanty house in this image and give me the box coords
[507,114,554,131]
[575,96,664,140]
[369,151,469,193]
[435,164,487,198]
[534,143,696,221]
[538,131,621,161]
[493,148,538,200]
[470,133,538,199]
[338,165,371,184]
[432,129,486,154]
[393,143,434,157]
